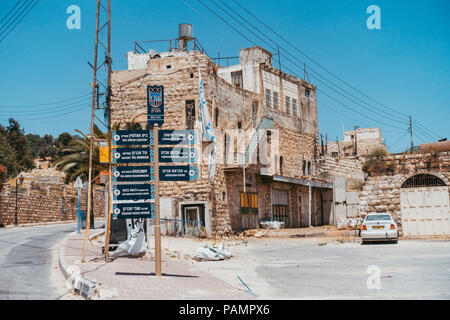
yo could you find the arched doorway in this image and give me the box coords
[400,174,449,236]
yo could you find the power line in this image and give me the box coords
[387,130,409,150]
[228,0,441,139]
[0,103,88,122]
[0,0,28,34]
[198,0,410,130]
[0,0,39,43]
[0,93,91,108]
[0,0,23,27]
[0,99,91,116]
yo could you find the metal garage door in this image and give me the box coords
[400,184,450,236]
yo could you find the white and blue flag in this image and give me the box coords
[198,70,217,181]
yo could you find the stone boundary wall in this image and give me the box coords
[318,156,364,180]
[0,181,105,226]
[359,152,450,232]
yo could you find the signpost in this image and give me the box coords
[158,147,198,163]
[112,147,153,164]
[74,176,83,234]
[112,165,154,183]
[112,130,153,146]
[112,183,155,202]
[159,165,199,181]
[113,202,155,219]
[158,129,196,145]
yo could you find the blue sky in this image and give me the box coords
[0,0,448,153]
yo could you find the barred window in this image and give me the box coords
[273,91,279,110]
[401,174,446,188]
[285,96,291,114]
[292,98,298,115]
[265,89,272,108]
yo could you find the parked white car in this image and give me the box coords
[361,213,398,244]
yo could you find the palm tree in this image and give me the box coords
[55,124,107,183]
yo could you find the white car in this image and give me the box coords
[360,213,398,244]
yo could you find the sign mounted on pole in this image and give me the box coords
[158,130,196,145]
[159,165,199,181]
[113,147,153,164]
[113,202,155,219]
[113,165,154,183]
[147,85,164,127]
[112,130,153,146]
[158,147,198,163]
[112,183,155,202]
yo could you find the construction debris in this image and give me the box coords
[194,243,232,261]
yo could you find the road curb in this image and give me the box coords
[58,230,104,300]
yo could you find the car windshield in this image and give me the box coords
[365,214,392,221]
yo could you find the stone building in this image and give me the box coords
[360,151,450,236]
[327,127,386,158]
[109,25,333,237]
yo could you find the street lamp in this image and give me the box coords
[14,173,25,226]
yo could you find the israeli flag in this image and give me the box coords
[198,70,217,181]
[198,70,215,142]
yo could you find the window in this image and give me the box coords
[231,70,243,88]
[279,156,284,175]
[215,107,219,127]
[273,91,279,109]
[185,100,195,129]
[307,161,311,175]
[265,89,272,108]
[305,88,310,99]
[302,160,306,176]
[331,152,338,158]
[401,174,446,188]
[237,121,242,129]
[190,73,194,78]
[285,96,291,114]
[292,98,298,115]
[240,192,258,215]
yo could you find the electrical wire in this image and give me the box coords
[226,0,442,139]
[0,0,39,43]
[0,93,91,108]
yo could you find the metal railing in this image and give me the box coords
[211,56,239,67]
[134,38,207,55]
[148,218,204,238]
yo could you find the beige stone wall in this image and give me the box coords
[359,152,450,233]
[110,50,324,235]
[0,181,105,226]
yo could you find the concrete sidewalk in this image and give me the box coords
[58,229,253,300]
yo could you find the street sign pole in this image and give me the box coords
[77,187,81,234]
[74,177,83,234]
[154,124,162,277]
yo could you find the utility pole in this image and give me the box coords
[409,115,414,152]
[104,0,113,262]
[82,0,101,263]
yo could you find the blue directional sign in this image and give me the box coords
[113,166,154,183]
[158,130,196,145]
[112,130,153,146]
[112,183,155,202]
[147,85,164,127]
[159,147,198,163]
[159,165,199,181]
[113,147,153,164]
[113,202,155,219]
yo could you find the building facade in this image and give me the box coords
[110,31,333,237]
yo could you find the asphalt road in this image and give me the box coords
[0,223,78,300]
[193,238,450,299]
